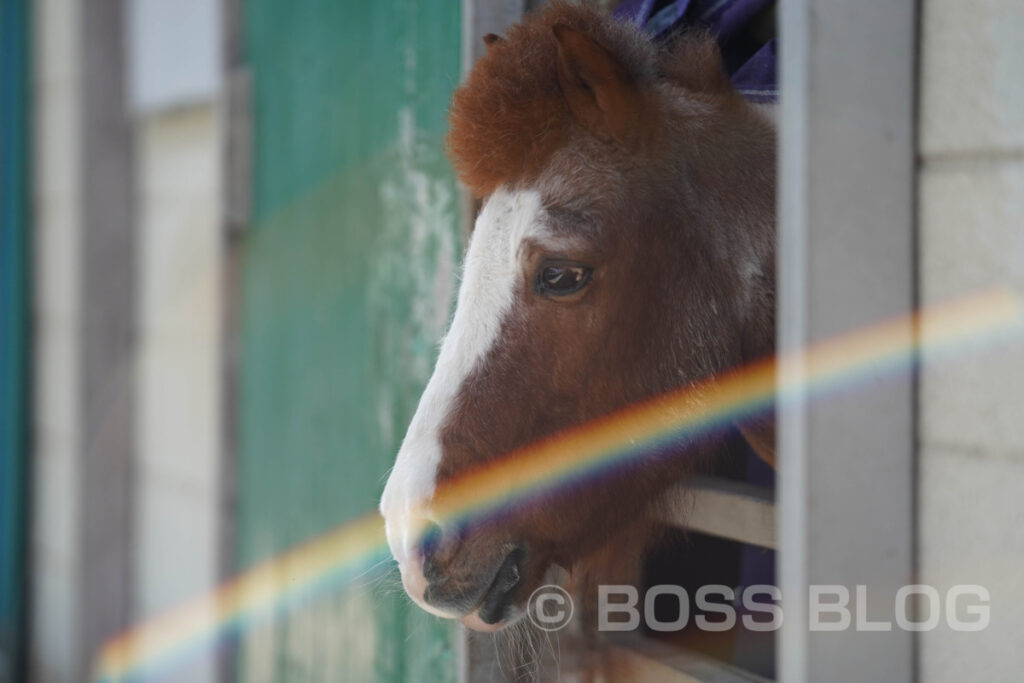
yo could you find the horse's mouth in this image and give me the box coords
[461,546,524,631]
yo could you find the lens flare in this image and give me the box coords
[93,287,1023,681]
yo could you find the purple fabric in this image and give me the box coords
[614,0,777,103]
[729,38,776,102]
[615,0,660,26]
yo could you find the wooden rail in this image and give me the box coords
[660,477,776,550]
[607,633,774,683]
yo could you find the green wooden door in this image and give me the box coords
[239,2,461,680]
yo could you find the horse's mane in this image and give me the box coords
[446,2,660,198]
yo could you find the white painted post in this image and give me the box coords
[777,1,918,681]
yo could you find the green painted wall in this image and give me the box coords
[238,1,461,680]
[0,0,30,680]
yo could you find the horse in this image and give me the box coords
[379,0,776,658]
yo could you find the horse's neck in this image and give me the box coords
[679,105,777,363]
[752,101,778,125]
[726,107,777,361]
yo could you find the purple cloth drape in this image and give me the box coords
[614,0,777,103]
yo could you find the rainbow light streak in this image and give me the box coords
[93,287,1024,681]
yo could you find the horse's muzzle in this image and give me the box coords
[416,525,525,629]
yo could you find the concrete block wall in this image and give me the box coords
[917,0,1024,679]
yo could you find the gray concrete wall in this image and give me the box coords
[917,1,1024,679]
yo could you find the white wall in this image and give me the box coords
[133,104,223,683]
[30,0,82,679]
[128,0,222,113]
[128,1,225,678]
[918,0,1024,679]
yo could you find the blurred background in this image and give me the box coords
[1,0,1022,682]
[4,0,475,680]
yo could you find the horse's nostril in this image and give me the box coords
[417,522,446,581]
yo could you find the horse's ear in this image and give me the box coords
[552,24,639,145]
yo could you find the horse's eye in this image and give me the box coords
[536,263,592,296]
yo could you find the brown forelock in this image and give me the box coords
[446,1,659,198]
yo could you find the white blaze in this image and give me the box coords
[379,188,543,608]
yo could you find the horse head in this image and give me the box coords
[380,1,775,631]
